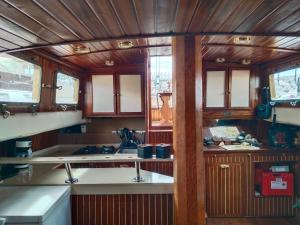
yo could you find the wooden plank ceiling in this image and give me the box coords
[0,0,299,68]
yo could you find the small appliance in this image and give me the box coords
[14,138,32,169]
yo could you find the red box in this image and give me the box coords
[261,172,294,196]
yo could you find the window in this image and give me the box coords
[150,56,173,127]
[269,68,300,101]
[0,53,42,103]
[55,72,79,105]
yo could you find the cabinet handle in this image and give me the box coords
[220,164,230,169]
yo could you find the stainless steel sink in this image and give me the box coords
[116,148,137,154]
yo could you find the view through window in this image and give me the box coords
[55,72,79,105]
[269,67,300,101]
[150,56,173,127]
[0,54,42,103]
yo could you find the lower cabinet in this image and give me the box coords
[205,152,300,217]
[206,154,247,217]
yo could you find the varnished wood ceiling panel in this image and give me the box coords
[0,0,299,53]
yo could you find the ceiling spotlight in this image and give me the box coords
[118,40,134,49]
[71,44,90,54]
[216,57,226,63]
[234,36,251,45]
[105,59,114,66]
[242,59,251,65]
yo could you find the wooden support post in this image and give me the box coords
[172,36,206,225]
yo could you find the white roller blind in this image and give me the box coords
[206,71,226,108]
[230,70,250,107]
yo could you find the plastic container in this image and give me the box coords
[261,172,294,196]
[155,144,171,159]
[137,144,153,159]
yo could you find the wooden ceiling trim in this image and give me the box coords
[32,0,94,40]
[59,0,109,38]
[0,1,64,43]
[203,43,300,53]
[3,0,79,41]
[234,0,289,32]
[60,44,171,58]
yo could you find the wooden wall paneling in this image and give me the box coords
[148,130,173,146]
[172,36,205,225]
[31,129,58,152]
[71,194,173,225]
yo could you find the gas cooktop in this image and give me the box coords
[72,145,117,155]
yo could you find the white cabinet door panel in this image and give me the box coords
[92,75,115,113]
[119,75,142,113]
[206,71,226,108]
[230,70,250,108]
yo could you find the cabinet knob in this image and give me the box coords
[220,164,230,169]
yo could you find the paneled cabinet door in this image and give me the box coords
[229,69,251,108]
[92,75,115,115]
[205,70,226,108]
[118,74,143,114]
[206,162,246,217]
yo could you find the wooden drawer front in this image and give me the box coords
[206,155,246,217]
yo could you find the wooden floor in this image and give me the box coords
[207,218,300,225]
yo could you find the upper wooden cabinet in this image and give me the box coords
[85,73,144,117]
[204,68,251,109]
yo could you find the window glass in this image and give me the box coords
[0,53,42,103]
[269,68,300,101]
[55,72,79,105]
[150,56,173,127]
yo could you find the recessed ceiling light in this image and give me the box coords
[118,40,134,49]
[241,59,251,65]
[216,57,226,63]
[105,59,114,66]
[71,44,90,54]
[234,36,251,45]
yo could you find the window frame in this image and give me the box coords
[0,53,43,107]
[268,66,300,107]
[54,70,80,108]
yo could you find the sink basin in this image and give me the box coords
[116,148,137,154]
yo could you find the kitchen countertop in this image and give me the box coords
[0,167,173,194]
[204,145,300,153]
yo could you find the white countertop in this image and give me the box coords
[0,186,70,223]
[1,167,173,194]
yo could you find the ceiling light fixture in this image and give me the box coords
[105,59,114,66]
[241,59,251,65]
[118,40,134,49]
[71,44,90,54]
[234,36,251,45]
[216,57,226,63]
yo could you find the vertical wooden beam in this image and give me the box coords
[173,36,206,225]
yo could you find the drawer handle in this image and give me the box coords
[220,164,230,169]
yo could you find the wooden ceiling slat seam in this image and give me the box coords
[250,0,290,33]
[130,0,142,34]
[31,0,83,40]
[58,0,98,39]
[282,17,300,33]
[154,0,157,33]
[83,0,114,37]
[170,0,180,32]
[215,0,249,32]
[0,15,50,45]
[0,37,21,49]
[185,0,203,32]
[0,27,33,46]
[231,0,265,32]
[107,0,127,35]
[2,0,66,42]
